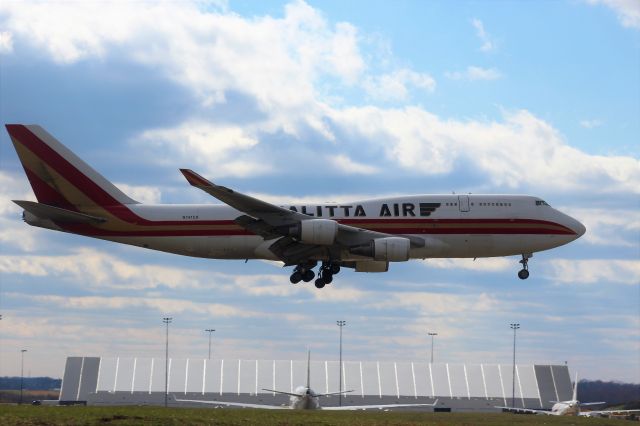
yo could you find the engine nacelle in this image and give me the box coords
[355,261,389,272]
[350,237,411,262]
[292,219,338,245]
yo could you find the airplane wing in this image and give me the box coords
[314,390,354,397]
[580,409,640,417]
[180,169,309,226]
[261,388,304,398]
[180,169,424,265]
[495,406,555,415]
[324,399,439,411]
[174,397,288,410]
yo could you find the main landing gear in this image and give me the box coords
[518,253,532,280]
[290,261,340,289]
[289,262,316,284]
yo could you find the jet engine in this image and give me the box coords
[291,219,338,245]
[350,237,411,262]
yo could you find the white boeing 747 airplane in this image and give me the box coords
[6,124,586,287]
[175,351,439,410]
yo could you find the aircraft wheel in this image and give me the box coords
[322,273,333,284]
[330,264,340,274]
[290,271,302,284]
[518,269,529,280]
[315,278,325,289]
[302,270,315,282]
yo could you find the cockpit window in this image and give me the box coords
[535,200,550,206]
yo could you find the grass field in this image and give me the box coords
[0,405,630,426]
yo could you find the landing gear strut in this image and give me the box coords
[518,254,532,280]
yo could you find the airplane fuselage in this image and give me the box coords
[551,402,579,416]
[289,386,321,409]
[7,124,586,283]
[36,194,583,262]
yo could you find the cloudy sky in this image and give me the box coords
[0,0,638,383]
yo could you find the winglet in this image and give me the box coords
[180,169,214,188]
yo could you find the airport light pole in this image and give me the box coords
[205,328,215,360]
[337,320,346,407]
[428,332,437,364]
[19,349,27,405]
[510,323,520,408]
[163,317,172,408]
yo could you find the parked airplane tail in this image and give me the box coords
[6,124,138,214]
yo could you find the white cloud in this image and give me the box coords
[445,66,502,81]
[373,291,500,314]
[0,248,210,290]
[423,257,512,272]
[561,207,640,247]
[547,259,640,285]
[329,107,640,193]
[363,68,436,101]
[0,171,40,250]
[114,183,162,204]
[0,171,35,215]
[30,294,258,318]
[471,18,495,52]
[0,31,13,53]
[1,2,636,193]
[579,119,603,129]
[137,121,271,178]
[586,0,640,29]
[0,0,363,140]
[330,154,378,175]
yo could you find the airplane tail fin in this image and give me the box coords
[5,124,138,213]
[572,372,578,402]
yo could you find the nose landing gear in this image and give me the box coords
[518,254,532,280]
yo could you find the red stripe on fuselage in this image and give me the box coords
[57,218,576,238]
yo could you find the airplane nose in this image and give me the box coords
[568,216,586,238]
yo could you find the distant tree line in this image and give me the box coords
[0,376,61,390]
[578,380,640,406]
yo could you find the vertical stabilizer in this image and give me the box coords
[5,124,138,210]
[572,372,578,402]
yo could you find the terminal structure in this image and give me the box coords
[59,356,572,411]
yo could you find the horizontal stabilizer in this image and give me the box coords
[13,200,107,224]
